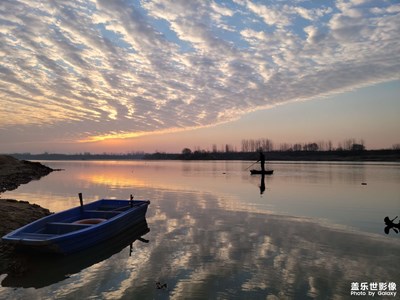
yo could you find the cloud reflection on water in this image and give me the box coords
[1,161,399,299]
[34,190,397,300]
[144,191,398,299]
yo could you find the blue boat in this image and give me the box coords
[2,220,150,288]
[2,198,150,254]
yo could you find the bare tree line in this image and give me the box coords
[186,138,400,155]
[241,138,367,152]
[241,138,274,152]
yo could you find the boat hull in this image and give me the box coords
[2,220,150,288]
[2,199,150,254]
[250,169,274,175]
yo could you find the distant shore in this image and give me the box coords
[144,149,400,162]
[8,149,400,162]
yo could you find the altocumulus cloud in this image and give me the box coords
[0,0,399,143]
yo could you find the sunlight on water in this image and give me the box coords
[1,160,399,299]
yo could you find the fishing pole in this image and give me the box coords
[245,160,258,170]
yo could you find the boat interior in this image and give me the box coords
[8,201,148,238]
[40,209,125,234]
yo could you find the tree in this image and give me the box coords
[303,143,318,151]
[343,138,356,151]
[326,140,333,151]
[351,144,365,151]
[261,138,273,151]
[225,144,234,153]
[241,139,249,152]
[293,143,302,151]
[181,148,192,155]
[280,143,292,151]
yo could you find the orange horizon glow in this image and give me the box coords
[76,121,231,144]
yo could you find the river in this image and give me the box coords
[1,160,399,299]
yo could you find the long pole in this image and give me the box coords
[245,161,258,170]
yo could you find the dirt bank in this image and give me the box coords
[0,155,54,275]
[0,155,54,193]
[0,199,52,275]
[0,199,52,237]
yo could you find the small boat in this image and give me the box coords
[250,169,274,175]
[2,220,150,288]
[2,198,150,254]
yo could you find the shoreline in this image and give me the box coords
[0,155,54,275]
[0,155,54,193]
[144,149,400,161]
[7,149,400,162]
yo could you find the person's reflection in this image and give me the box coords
[384,216,399,234]
[259,173,265,194]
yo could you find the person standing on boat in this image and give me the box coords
[258,151,265,172]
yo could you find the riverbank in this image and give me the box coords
[0,199,52,275]
[0,155,54,275]
[0,155,54,193]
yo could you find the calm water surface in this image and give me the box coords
[1,160,399,299]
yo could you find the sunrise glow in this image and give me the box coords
[0,1,399,153]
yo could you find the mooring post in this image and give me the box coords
[79,193,83,211]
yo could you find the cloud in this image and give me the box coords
[0,0,399,145]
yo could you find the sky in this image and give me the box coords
[0,0,399,154]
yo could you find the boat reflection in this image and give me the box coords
[2,220,150,289]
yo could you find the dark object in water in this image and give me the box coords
[250,169,274,175]
[2,197,150,254]
[156,282,168,289]
[384,216,399,234]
